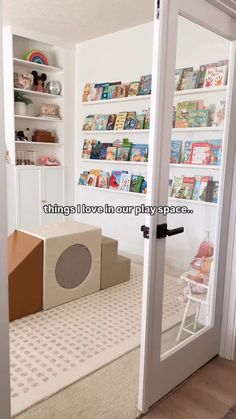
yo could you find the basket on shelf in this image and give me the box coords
[16,150,37,166]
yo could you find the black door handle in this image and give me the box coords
[167,227,184,237]
[141,224,184,240]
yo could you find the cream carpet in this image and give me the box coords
[11,264,190,417]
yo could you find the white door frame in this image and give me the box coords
[139,0,236,413]
[0,3,11,419]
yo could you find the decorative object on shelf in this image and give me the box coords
[46,81,62,95]
[16,150,36,165]
[15,128,30,142]
[31,71,47,93]
[24,50,49,65]
[32,130,56,143]
[14,72,34,90]
[39,156,60,166]
[14,92,33,116]
[39,103,61,119]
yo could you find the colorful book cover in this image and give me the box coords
[124,112,137,130]
[130,144,148,162]
[139,75,152,95]
[97,172,109,188]
[106,114,117,130]
[81,139,97,159]
[212,100,226,127]
[212,181,219,203]
[190,142,211,165]
[175,101,198,128]
[83,115,94,131]
[209,139,222,166]
[177,176,195,200]
[127,81,140,96]
[99,83,110,100]
[106,146,117,161]
[136,114,145,129]
[78,172,88,186]
[119,173,132,192]
[141,178,147,194]
[130,175,144,193]
[82,83,94,102]
[175,69,183,91]
[170,140,182,164]
[182,70,200,90]
[107,82,122,99]
[114,112,128,130]
[171,176,184,198]
[109,170,127,189]
[90,142,101,160]
[112,84,127,98]
[188,110,209,127]
[87,174,97,187]
[178,67,194,91]
[197,62,218,88]
[204,65,228,88]
[182,141,194,164]
[98,143,113,160]
[93,114,109,131]
[93,84,103,101]
[117,146,130,161]
[192,176,212,201]
[143,108,150,129]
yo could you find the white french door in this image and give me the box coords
[139,0,236,413]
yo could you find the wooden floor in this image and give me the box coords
[144,357,236,419]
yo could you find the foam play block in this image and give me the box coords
[8,231,43,321]
[20,222,102,310]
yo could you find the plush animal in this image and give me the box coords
[31,71,47,93]
[15,128,30,142]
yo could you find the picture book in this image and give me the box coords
[204,65,228,88]
[81,139,97,159]
[190,142,211,165]
[107,82,122,99]
[168,179,173,197]
[119,173,132,192]
[177,176,195,200]
[124,112,137,130]
[212,181,219,203]
[178,67,194,91]
[182,141,194,164]
[82,83,94,102]
[209,139,222,166]
[127,82,140,97]
[192,176,212,201]
[171,176,184,198]
[188,110,210,128]
[114,112,128,130]
[170,140,182,164]
[98,143,113,160]
[175,69,183,91]
[175,101,198,128]
[90,169,102,177]
[130,175,144,193]
[93,114,109,131]
[100,83,110,100]
[78,172,88,186]
[106,146,117,161]
[143,108,150,129]
[112,84,127,98]
[182,70,200,90]
[97,172,109,189]
[90,142,101,160]
[197,62,218,88]
[87,174,97,187]
[117,146,130,161]
[83,115,94,131]
[130,144,148,162]
[139,75,152,95]
[93,84,103,101]
[136,114,145,129]
[140,178,147,194]
[212,100,226,127]
[106,114,117,130]
[109,170,127,189]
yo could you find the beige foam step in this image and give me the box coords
[101,236,118,264]
[101,252,131,290]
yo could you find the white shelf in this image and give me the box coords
[81,94,151,105]
[169,197,217,207]
[14,88,63,99]
[13,58,63,73]
[15,115,63,122]
[81,159,148,166]
[82,129,149,134]
[170,163,220,170]
[78,185,146,197]
[175,86,227,96]
[173,127,224,132]
[15,141,63,146]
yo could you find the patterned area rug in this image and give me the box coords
[221,405,236,419]
[10,264,190,416]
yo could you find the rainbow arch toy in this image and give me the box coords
[24,50,49,65]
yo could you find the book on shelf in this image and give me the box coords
[190,142,211,165]
[139,75,152,95]
[212,100,226,127]
[182,141,194,164]
[78,172,89,186]
[83,115,94,131]
[106,146,117,161]
[109,170,127,189]
[93,83,104,101]
[90,142,101,159]
[183,70,200,90]
[127,81,140,96]
[178,67,194,91]
[175,101,198,128]
[176,176,196,200]
[117,146,130,161]
[175,69,184,91]
[124,112,137,130]
[106,114,117,130]
[107,82,122,99]
[119,173,132,192]
[188,109,210,127]
[97,171,110,188]
[171,176,184,197]
[130,175,144,193]
[93,114,109,130]
[143,108,150,129]
[192,176,212,202]
[197,62,218,89]
[203,65,228,89]
[140,178,147,194]
[81,139,97,159]
[101,83,110,100]
[168,179,173,197]
[170,140,182,163]
[136,114,145,129]
[130,144,148,162]
[113,84,127,98]
[209,139,222,166]
[206,180,219,203]
[87,173,97,187]
[98,143,113,160]
[82,83,95,102]
[114,112,128,130]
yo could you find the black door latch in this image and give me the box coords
[141,224,184,240]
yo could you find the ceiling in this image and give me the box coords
[3,0,154,43]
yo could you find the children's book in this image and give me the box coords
[212,100,226,127]
[136,114,145,129]
[190,142,211,165]
[93,114,109,131]
[109,170,127,189]
[90,142,101,160]
[130,144,148,162]
[192,176,212,201]
[170,140,182,163]
[117,146,130,161]
[139,75,152,95]
[114,112,128,130]
[188,110,210,127]
[124,112,137,130]
[178,67,194,91]
[175,69,183,91]
[107,82,122,99]
[93,84,103,101]
[177,177,195,200]
[130,175,144,193]
[100,83,110,100]
[97,172,109,188]
[106,114,117,130]
[183,70,200,90]
[82,83,94,102]
[119,173,132,192]
[112,84,127,98]
[127,81,140,96]
[78,172,88,186]
[171,176,184,197]
[98,143,113,160]
[175,101,198,128]
[140,178,148,194]
[182,141,194,164]
[211,181,219,203]
[209,139,222,166]
[168,179,173,197]
[82,115,94,131]
[143,108,151,129]
[197,62,218,88]
[106,146,117,160]
[87,174,97,187]
[81,139,97,159]
[204,65,228,88]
